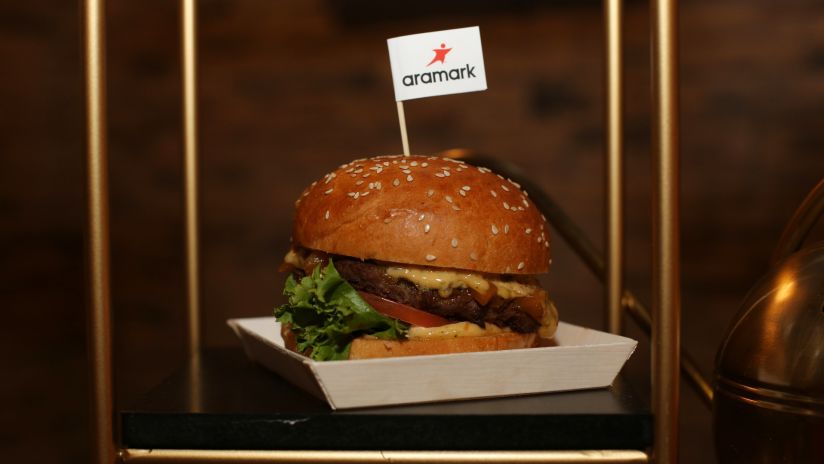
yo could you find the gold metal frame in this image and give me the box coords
[120,450,649,463]
[82,0,682,462]
[83,0,115,463]
[182,0,201,359]
[604,0,624,337]
[651,0,681,463]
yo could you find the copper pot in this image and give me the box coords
[714,242,824,463]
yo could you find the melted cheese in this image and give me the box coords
[387,267,489,297]
[386,266,537,298]
[408,321,509,339]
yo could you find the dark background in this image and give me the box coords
[1,0,822,462]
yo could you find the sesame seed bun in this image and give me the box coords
[292,155,550,274]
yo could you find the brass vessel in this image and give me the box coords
[714,242,824,463]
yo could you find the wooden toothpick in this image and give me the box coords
[396,101,410,156]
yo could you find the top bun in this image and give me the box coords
[292,155,550,274]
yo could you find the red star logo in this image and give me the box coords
[427,43,452,67]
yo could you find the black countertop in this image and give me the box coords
[121,348,651,450]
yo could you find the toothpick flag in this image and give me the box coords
[387,26,487,102]
[387,26,487,154]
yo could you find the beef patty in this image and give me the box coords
[332,258,539,333]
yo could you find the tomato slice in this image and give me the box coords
[358,291,450,327]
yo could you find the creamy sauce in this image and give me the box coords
[386,266,537,298]
[408,321,509,339]
[283,249,303,268]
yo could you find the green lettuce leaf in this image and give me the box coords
[275,260,408,361]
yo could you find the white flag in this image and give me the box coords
[387,26,487,102]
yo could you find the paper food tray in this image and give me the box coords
[228,317,637,409]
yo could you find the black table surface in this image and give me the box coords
[121,348,651,451]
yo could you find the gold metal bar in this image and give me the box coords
[651,0,681,462]
[604,0,624,335]
[120,449,649,463]
[770,177,824,264]
[83,0,115,463]
[181,0,201,358]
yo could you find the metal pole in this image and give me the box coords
[651,0,681,462]
[182,0,201,358]
[82,0,115,462]
[604,0,624,335]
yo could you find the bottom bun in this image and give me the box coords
[349,332,537,360]
[281,323,537,360]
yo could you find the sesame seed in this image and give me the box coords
[509,179,521,188]
[503,202,510,210]
[384,218,392,224]
[425,254,437,262]
[470,252,478,261]
[452,205,461,211]
[393,178,400,187]
[443,166,451,170]
[427,189,435,197]
[361,191,370,197]
[354,169,363,173]
[402,170,411,175]
[424,224,431,233]
[537,236,543,243]
[501,184,510,192]
[451,239,458,248]
[400,165,409,170]
[410,161,418,166]
[418,214,425,221]
[525,228,532,234]
[346,168,355,173]
[458,190,466,197]
[353,192,360,199]
[462,185,471,191]
[324,188,333,195]
[442,170,451,177]
[491,224,499,235]
[376,182,382,190]
[517,262,525,270]
[544,241,549,248]
[504,224,510,234]
[490,190,497,198]
[324,210,330,220]
[392,160,398,164]
[421,162,429,167]
[383,162,390,166]
[445,195,453,203]
[435,173,445,178]
[356,180,364,185]
[362,173,370,178]
[407,174,413,182]
[368,182,374,189]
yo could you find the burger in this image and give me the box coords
[276,154,558,360]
